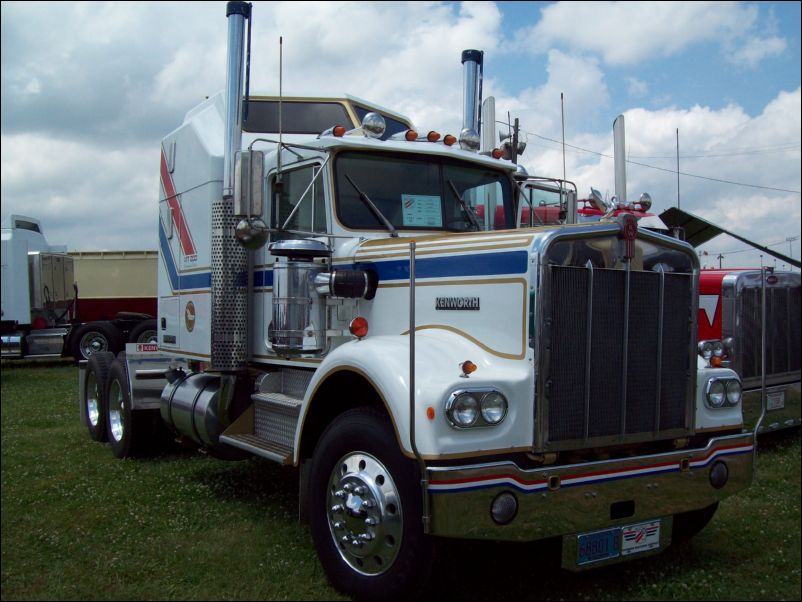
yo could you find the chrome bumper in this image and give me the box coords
[742,382,801,433]
[427,432,753,542]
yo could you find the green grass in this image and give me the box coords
[2,364,800,601]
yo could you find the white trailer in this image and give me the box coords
[79,3,755,599]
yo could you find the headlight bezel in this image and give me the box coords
[445,388,508,429]
[705,377,742,409]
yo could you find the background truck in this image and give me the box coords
[698,268,800,432]
[79,3,755,599]
[1,215,157,361]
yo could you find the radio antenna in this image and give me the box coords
[676,127,680,209]
[561,92,566,183]
[278,36,283,175]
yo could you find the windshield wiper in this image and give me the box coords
[447,179,481,231]
[344,174,398,237]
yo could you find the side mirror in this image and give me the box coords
[234,150,264,218]
[234,150,268,249]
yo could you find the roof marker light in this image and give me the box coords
[405,129,419,141]
[427,131,441,142]
[491,148,503,159]
[443,134,457,146]
[333,125,346,137]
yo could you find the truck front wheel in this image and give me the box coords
[309,408,434,600]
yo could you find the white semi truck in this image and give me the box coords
[79,3,755,599]
[1,215,156,361]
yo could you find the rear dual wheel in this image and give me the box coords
[82,351,115,442]
[105,354,157,458]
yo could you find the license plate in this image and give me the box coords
[767,391,785,411]
[621,520,661,556]
[577,527,621,565]
[577,519,662,565]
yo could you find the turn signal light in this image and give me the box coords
[405,130,418,141]
[443,134,457,146]
[460,360,477,377]
[349,317,369,338]
[427,131,441,142]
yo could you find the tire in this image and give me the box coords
[105,356,154,459]
[309,407,434,600]
[71,321,123,362]
[673,502,719,543]
[82,351,115,442]
[127,319,158,345]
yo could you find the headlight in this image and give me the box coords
[449,393,479,427]
[725,380,742,404]
[446,389,508,428]
[706,379,726,408]
[698,341,714,360]
[480,392,508,424]
[712,341,723,357]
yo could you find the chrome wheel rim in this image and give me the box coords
[108,380,125,442]
[79,332,107,358]
[136,329,157,344]
[326,452,402,576]
[86,372,100,427]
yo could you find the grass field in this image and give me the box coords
[2,363,800,601]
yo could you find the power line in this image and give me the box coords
[706,235,800,256]
[630,141,801,159]
[524,131,802,195]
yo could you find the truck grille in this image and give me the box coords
[738,283,801,380]
[544,265,693,448]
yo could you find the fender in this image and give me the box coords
[294,328,535,463]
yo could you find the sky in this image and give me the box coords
[2,1,800,270]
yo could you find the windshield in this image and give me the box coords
[518,183,566,227]
[334,151,514,232]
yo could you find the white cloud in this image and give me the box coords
[728,35,787,68]
[626,77,648,98]
[514,1,786,68]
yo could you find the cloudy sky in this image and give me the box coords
[2,1,800,269]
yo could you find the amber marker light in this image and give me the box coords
[426,406,436,420]
[443,134,457,146]
[427,131,441,142]
[333,125,346,137]
[491,148,504,159]
[405,129,419,141]
[710,356,723,368]
[460,360,477,377]
[349,317,369,338]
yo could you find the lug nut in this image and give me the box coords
[331,504,344,514]
[361,500,376,509]
[365,518,377,526]
[354,486,366,495]
[333,521,345,530]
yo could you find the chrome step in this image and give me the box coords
[218,433,293,465]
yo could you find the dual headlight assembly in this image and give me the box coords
[445,389,508,429]
[705,377,742,409]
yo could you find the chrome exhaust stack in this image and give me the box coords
[211,1,251,371]
[460,49,483,151]
[613,114,627,207]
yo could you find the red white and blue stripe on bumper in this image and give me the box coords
[428,443,754,494]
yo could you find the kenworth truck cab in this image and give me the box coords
[79,4,754,599]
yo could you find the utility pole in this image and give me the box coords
[511,117,520,165]
[717,253,724,269]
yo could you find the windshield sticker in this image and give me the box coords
[401,194,442,227]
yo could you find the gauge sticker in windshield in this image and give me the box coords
[401,194,442,227]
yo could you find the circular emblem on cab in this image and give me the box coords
[184,301,196,332]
